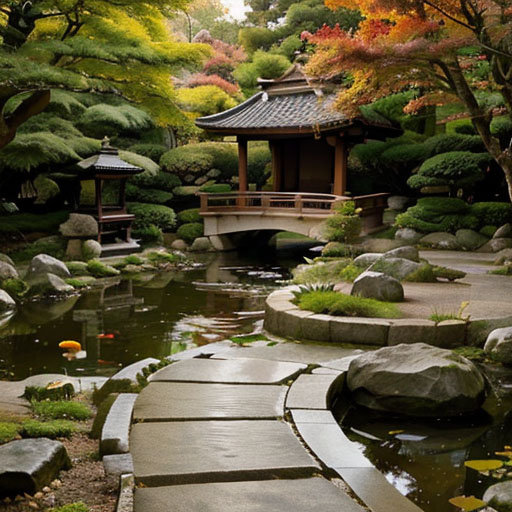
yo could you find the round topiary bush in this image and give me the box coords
[129,143,167,163]
[125,183,173,204]
[422,134,485,156]
[128,203,177,231]
[199,183,232,193]
[471,202,512,227]
[130,170,181,192]
[177,222,204,244]
[132,224,163,245]
[177,208,202,224]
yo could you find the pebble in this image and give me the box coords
[42,487,51,493]
[50,479,62,489]
[34,492,44,499]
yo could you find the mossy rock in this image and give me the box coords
[173,186,201,197]
[86,260,120,278]
[65,261,90,276]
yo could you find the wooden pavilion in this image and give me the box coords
[196,65,401,198]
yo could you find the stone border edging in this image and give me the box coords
[100,393,138,456]
[286,370,424,512]
[264,288,512,346]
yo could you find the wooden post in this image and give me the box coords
[270,141,282,192]
[333,137,347,196]
[238,137,248,207]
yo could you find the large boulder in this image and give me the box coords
[493,223,512,239]
[0,438,71,497]
[59,213,98,238]
[495,248,512,266]
[346,343,486,417]
[395,227,423,244]
[353,253,382,268]
[25,254,70,281]
[351,271,404,302]
[0,253,15,266]
[478,238,512,253]
[382,246,420,262]
[189,237,215,252]
[455,229,489,251]
[82,239,102,260]
[369,257,421,281]
[419,232,461,250]
[484,327,512,365]
[0,289,16,312]
[387,195,410,211]
[27,273,74,296]
[483,481,512,512]
[0,261,18,281]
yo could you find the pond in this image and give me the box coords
[0,247,304,381]
[338,366,512,512]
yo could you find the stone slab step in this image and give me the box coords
[131,420,319,486]
[134,382,286,421]
[134,478,366,512]
[151,358,306,385]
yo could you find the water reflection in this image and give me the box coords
[0,251,293,380]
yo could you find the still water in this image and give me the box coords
[0,250,299,380]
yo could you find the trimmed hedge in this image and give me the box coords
[128,202,176,231]
[129,143,167,163]
[177,222,204,243]
[130,170,181,192]
[132,224,163,244]
[422,134,485,156]
[125,183,173,204]
[177,208,202,224]
[470,202,512,227]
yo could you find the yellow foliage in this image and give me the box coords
[448,495,486,511]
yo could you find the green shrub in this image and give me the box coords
[24,385,74,402]
[380,144,430,168]
[470,202,512,227]
[32,400,92,420]
[160,143,238,181]
[177,222,204,243]
[199,183,232,193]
[118,150,160,175]
[125,183,173,204]
[0,278,28,299]
[422,134,485,156]
[21,419,76,439]
[395,211,479,233]
[129,143,167,163]
[490,116,512,139]
[86,260,120,278]
[0,422,20,444]
[132,224,163,245]
[176,85,237,116]
[292,259,353,284]
[480,225,497,237]
[49,502,89,512]
[90,394,118,439]
[445,118,476,135]
[177,208,202,224]
[0,211,69,234]
[130,170,181,192]
[128,203,176,231]
[324,201,362,243]
[92,378,136,407]
[295,290,401,318]
[407,151,489,191]
[9,236,67,263]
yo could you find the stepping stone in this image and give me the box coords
[0,439,71,497]
[151,358,305,385]
[134,382,286,421]
[134,477,367,512]
[131,420,319,486]
[286,374,345,410]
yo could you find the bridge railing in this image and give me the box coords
[199,191,351,216]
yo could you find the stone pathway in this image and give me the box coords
[131,341,423,512]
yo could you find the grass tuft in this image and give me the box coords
[31,400,93,421]
[21,419,76,439]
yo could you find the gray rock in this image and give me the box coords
[351,271,404,302]
[26,254,70,281]
[189,237,215,252]
[347,343,486,417]
[395,228,423,243]
[419,232,461,250]
[483,480,512,512]
[493,223,512,239]
[194,176,209,186]
[369,257,420,281]
[383,246,420,262]
[0,438,71,497]
[455,229,489,251]
[103,454,134,477]
[27,272,74,296]
[171,239,189,251]
[478,238,512,253]
[100,393,138,456]
[82,239,102,260]
[353,253,382,268]
[387,195,410,211]
[65,239,82,260]
[59,213,98,238]
[0,289,16,312]
[484,327,512,365]
[495,248,512,266]
[0,261,18,281]
[206,169,221,179]
[0,253,15,266]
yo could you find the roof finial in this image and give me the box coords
[101,136,111,149]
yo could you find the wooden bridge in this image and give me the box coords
[199,191,389,247]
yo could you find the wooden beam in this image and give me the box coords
[238,137,248,192]
[270,141,282,192]
[333,137,347,196]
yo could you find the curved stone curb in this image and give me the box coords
[111,358,160,382]
[101,393,138,456]
[116,473,134,512]
[287,374,424,512]
[265,289,472,347]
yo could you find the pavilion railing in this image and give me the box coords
[199,191,352,216]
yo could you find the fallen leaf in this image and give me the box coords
[465,460,504,471]
[495,451,512,458]
[448,495,486,511]
[388,429,405,435]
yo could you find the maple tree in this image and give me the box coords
[0,1,209,150]
[304,0,512,200]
